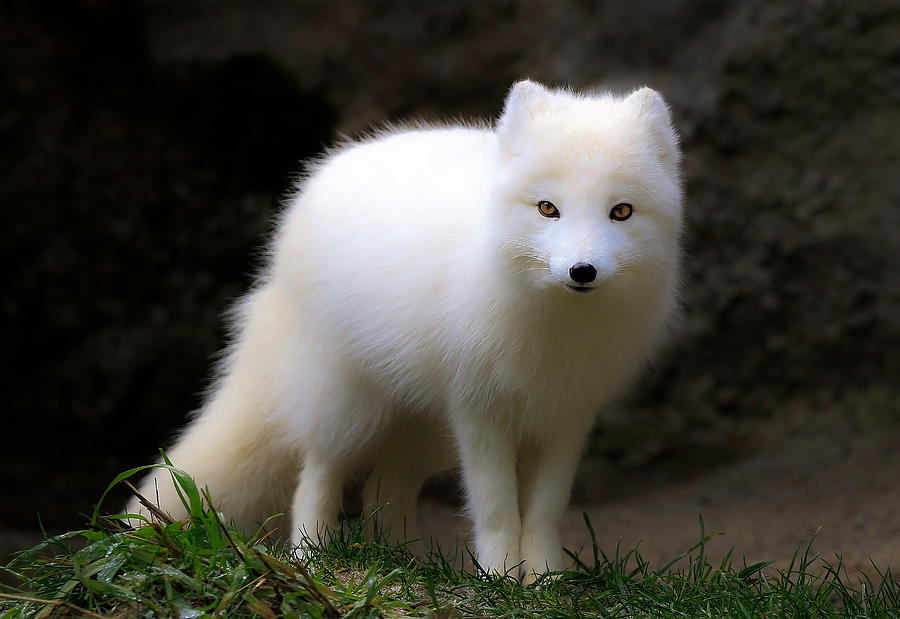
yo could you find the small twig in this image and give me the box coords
[250,574,270,595]
[122,479,174,526]
[228,571,271,597]
[256,527,279,546]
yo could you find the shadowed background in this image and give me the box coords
[2,0,898,565]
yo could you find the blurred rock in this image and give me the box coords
[1,0,334,529]
[2,0,897,534]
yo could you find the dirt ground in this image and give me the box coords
[417,430,900,576]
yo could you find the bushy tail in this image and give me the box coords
[126,283,300,535]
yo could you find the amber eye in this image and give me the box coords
[538,200,560,218]
[610,203,633,221]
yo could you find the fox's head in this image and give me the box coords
[492,80,683,307]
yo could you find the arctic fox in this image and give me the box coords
[129,80,683,580]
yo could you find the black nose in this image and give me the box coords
[569,262,597,284]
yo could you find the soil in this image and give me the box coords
[417,429,900,576]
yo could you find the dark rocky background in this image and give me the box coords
[2,0,898,557]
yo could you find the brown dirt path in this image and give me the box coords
[417,432,900,575]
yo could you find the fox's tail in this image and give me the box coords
[125,283,300,535]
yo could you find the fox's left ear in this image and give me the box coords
[626,87,681,172]
[497,80,552,153]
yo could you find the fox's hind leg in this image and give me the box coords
[288,371,389,548]
[362,415,454,548]
[290,450,349,546]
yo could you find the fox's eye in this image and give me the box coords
[610,203,633,221]
[538,200,560,218]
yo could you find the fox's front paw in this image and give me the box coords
[475,533,522,579]
[522,567,565,586]
[519,528,563,582]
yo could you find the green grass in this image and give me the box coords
[2,465,898,618]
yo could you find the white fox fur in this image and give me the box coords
[129,80,683,580]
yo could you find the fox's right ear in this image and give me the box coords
[497,80,551,152]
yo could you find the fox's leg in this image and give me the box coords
[450,408,521,576]
[517,419,593,583]
[362,416,454,547]
[288,371,389,548]
[290,448,349,547]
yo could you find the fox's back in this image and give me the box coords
[270,127,500,407]
[287,127,494,248]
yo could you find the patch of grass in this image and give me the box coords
[2,466,898,618]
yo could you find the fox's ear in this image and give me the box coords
[497,80,551,150]
[625,87,672,127]
[505,79,551,109]
[626,87,681,172]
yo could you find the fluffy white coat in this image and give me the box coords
[129,80,684,580]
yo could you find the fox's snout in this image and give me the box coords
[568,262,597,284]
[546,253,617,291]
